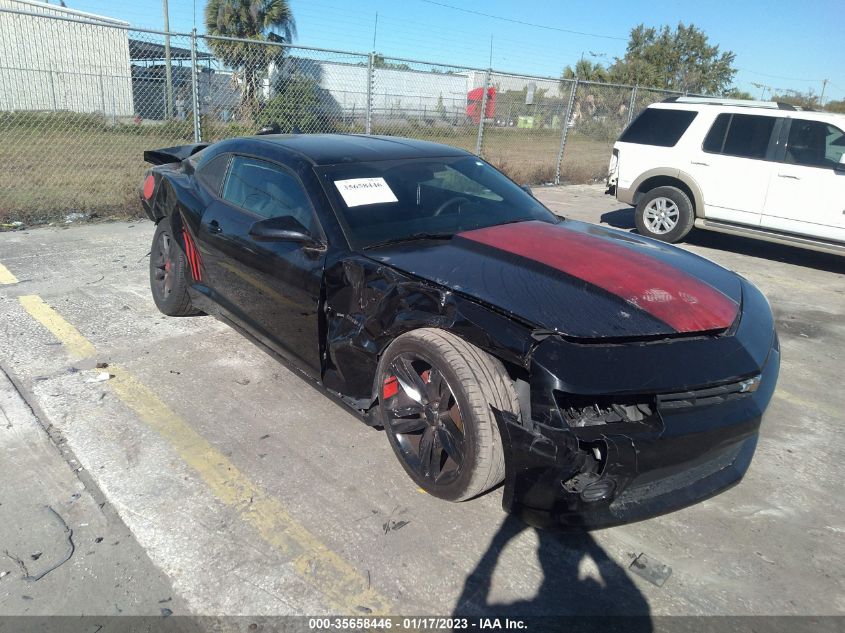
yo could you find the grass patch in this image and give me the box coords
[0,112,612,224]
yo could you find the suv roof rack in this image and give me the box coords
[662,96,797,111]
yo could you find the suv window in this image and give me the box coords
[196,153,230,195]
[222,156,315,230]
[619,108,697,147]
[785,119,845,168]
[703,113,776,159]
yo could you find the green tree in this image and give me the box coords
[373,55,412,71]
[608,23,736,94]
[771,89,821,110]
[257,75,335,133]
[205,0,296,121]
[824,99,845,114]
[561,59,608,82]
[723,88,754,100]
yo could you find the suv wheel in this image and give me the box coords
[635,186,694,243]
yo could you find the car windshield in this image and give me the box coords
[317,155,558,250]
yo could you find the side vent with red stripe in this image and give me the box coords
[182,228,203,282]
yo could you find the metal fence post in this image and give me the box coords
[474,70,490,156]
[365,52,374,135]
[49,70,57,111]
[98,72,105,119]
[554,79,578,185]
[190,28,202,142]
[626,84,638,127]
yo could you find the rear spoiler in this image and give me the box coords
[143,143,211,166]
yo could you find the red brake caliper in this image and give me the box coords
[383,376,399,399]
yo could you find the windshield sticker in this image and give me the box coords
[334,177,398,207]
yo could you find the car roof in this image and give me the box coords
[247,133,471,165]
[649,100,845,125]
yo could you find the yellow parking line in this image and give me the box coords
[0,262,19,285]
[109,366,389,614]
[17,294,389,614]
[19,295,96,359]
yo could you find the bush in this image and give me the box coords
[257,76,340,134]
[571,117,624,142]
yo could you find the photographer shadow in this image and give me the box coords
[453,514,652,631]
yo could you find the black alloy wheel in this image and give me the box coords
[378,328,518,502]
[382,353,467,487]
[153,230,175,299]
[149,219,202,317]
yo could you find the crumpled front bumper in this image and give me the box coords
[496,281,780,530]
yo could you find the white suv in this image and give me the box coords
[606,97,845,255]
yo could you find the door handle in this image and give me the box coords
[208,219,222,233]
[777,173,800,180]
[690,161,709,166]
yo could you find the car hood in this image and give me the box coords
[365,220,743,340]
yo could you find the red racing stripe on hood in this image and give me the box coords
[458,221,738,333]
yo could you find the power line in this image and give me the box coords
[738,68,823,83]
[419,0,627,41]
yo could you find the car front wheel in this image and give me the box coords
[635,186,695,243]
[377,328,518,502]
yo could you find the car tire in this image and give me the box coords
[149,219,202,317]
[635,186,695,243]
[377,328,518,502]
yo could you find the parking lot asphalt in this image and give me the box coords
[0,185,843,619]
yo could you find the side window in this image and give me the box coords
[222,156,315,230]
[196,153,230,196]
[618,108,697,147]
[703,113,776,159]
[702,114,730,153]
[785,120,845,168]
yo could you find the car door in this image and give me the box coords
[690,112,782,226]
[198,154,326,375]
[762,118,845,242]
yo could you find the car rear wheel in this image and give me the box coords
[378,328,518,501]
[635,186,694,243]
[150,219,202,317]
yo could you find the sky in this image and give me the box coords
[41,0,845,101]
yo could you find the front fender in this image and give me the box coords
[320,255,535,408]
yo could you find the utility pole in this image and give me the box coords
[820,79,828,108]
[751,82,770,101]
[163,0,174,119]
[372,12,378,52]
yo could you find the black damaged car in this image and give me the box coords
[140,134,779,529]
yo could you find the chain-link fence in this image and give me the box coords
[0,5,691,222]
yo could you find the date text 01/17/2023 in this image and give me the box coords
[307,617,528,630]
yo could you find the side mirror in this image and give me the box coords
[521,184,534,197]
[836,154,845,173]
[248,215,323,248]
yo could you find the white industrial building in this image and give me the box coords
[0,0,134,116]
[267,58,474,121]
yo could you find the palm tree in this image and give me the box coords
[561,59,608,83]
[205,0,296,120]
